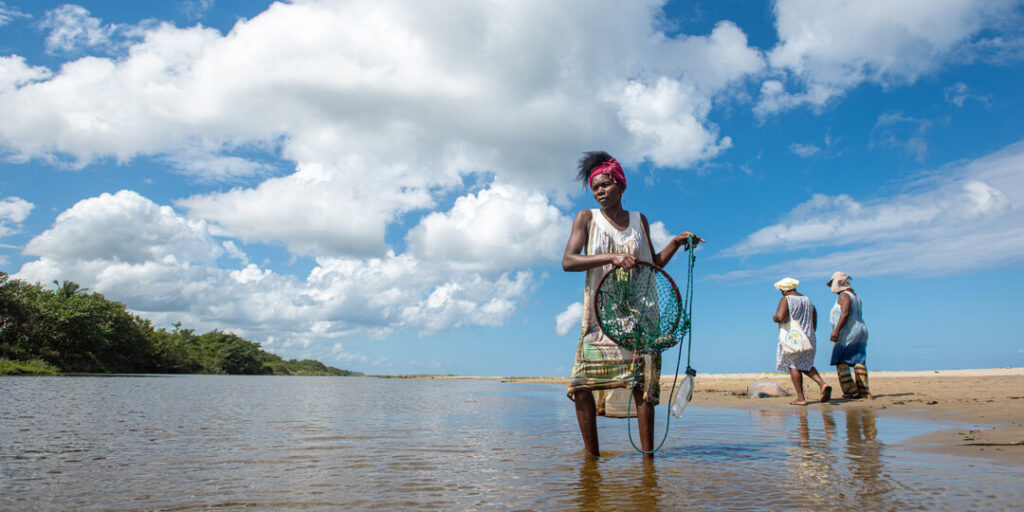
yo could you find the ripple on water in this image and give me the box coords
[1,375,1022,511]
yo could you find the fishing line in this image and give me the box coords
[593,236,697,455]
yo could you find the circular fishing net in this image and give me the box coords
[593,261,687,355]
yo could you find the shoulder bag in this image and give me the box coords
[778,317,812,354]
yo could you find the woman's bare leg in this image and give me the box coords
[573,390,600,458]
[803,367,832,401]
[788,368,808,405]
[631,386,656,459]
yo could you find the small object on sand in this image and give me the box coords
[746,381,790,398]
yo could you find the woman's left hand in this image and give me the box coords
[674,231,705,248]
[830,330,840,342]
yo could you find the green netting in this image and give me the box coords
[597,244,697,456]
[593,262,687,355]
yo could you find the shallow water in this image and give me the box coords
[1,376,1020,511]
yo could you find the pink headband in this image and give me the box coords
[588,158,626,190]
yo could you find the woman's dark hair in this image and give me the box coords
[576,151,615,185]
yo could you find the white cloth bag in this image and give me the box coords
[778,317,812,354]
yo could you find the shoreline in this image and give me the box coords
[6,368,1019,463]
[497,368,1024,465]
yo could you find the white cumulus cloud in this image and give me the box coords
[24,190,221,265]
[0,56,52,96]
[0,196,33,239]
[757,0,1022,115]
[1,1,788,359]
[555,302,583,336]
[41,4,115,53]
[39,4,151,55]
[14,189,541,355]
[713,138,1024,280]
[616,77,733,167]
[177,158,433,258]
[406,183,570,273]
[0,0,767,260]
[647,220,674,250]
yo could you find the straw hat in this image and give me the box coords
[827,271,851,293]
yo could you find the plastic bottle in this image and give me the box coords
[670,367,697,418]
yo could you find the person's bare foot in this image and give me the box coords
[819,385,832,402]
[789,400,808,406]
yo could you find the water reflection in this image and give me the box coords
[2,377,1021,511]
[841,408,898,507]
[751,406,906,510]
[788,408,836,509]
[574,458,602,511]
[572,457,661,511]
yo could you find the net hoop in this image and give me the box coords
[592,260,684,355]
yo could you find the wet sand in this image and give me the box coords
[500,368,1024,464]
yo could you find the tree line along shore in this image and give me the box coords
[0,272,362,377]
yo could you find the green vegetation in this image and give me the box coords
[0,357,60,375]
[0,273,362,377]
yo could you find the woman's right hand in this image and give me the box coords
[609,253,637,269]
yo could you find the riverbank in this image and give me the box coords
[500,368,1024,464]
[0,357,362,377]
[0,358,60,376]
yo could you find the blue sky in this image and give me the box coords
[1,0,1022,376]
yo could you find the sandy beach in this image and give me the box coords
[500,368,1024,464]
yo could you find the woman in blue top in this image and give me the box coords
[827,271,871,399]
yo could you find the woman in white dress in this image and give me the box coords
[772,278,831,405]
[562,150,703,458]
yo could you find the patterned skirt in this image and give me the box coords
[776,343,815,372]
[568,330,661,407]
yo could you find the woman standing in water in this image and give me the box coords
[828,271,871,399]
[772,278,831,405]
[562,150,703,458]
